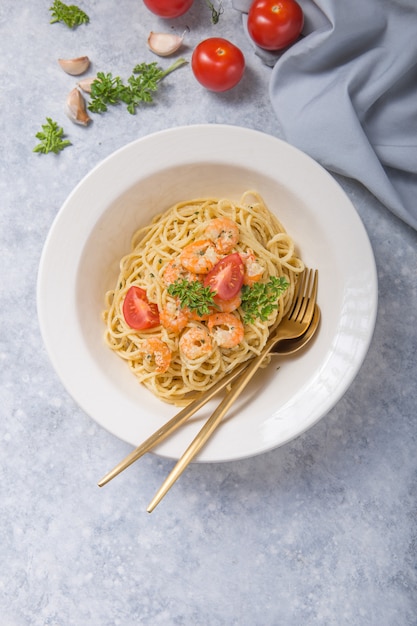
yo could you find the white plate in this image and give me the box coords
[37,125,377,462]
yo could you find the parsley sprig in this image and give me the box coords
[88,58,188,115]
[241,276,289,324]
[168,280,216,318]
[33,118,71,154]
[88,73,125,114]
[49,0,89,28]
[168,275,289,323]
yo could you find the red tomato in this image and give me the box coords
[191,38,245,92]
[123,286,160,330]
[247,0,304,51]
[204,253,244,300]
[142,0,194,18]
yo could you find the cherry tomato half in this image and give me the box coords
[142,0,194,19]
[204,253,244,300]
[247,0,304,51]
[123,286,160,330]
[191,38,245,92]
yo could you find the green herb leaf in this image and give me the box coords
[33,118,71,154]
[167,279,216,318]
[121,64,162,114]
[49,0,89,28]
[241,276,289,324]
[88,58,188,115]
[88,72,125,113]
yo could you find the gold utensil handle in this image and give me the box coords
[97,360,250,487]
[147,346,272,512]
[101,270,319,495]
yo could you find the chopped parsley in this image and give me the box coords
[167,279,216,318]
[33,118,71,154]
[49,0,89,28]
[241,276,289,324]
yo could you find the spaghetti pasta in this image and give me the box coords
[103,191,304,405]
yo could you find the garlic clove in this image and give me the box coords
[147,30,186,57]
[77,76,96,94]
[58,56,90,76]
[65,87,91,126]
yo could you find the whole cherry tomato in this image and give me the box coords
[247,0,304,51]
[142,0,194,19]
[191,38,245,92]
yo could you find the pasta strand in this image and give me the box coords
[103,192,304,405]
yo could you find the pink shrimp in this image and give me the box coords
[159,298,190,334]
[162,259,200,286]
[204,217,239,254]
[207,312,244,349]
[240,249,264,286]
[179,327,213,360]
[188,293,242,321]
[188,308,213,322]
[179,240,218,274]
[214,293,241,313]
[139,337,172,373]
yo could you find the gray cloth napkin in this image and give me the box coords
[233,0,417,230]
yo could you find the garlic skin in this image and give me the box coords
[77,76,96,94]
[58,56,90,76]
[147,31,186,57]
[65,87,91,126]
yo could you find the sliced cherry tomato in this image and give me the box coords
[247,0,304,51]
[191,38,245,92]
[123,286,160,330]
[142,0,194,18]
[204,253,244,300]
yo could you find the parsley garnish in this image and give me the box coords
[88,73,125,114]
[168,279,216,318]
[33,118,71,154]
[49,0,89,28]
[241,276,289,324]
[88,58,188,115]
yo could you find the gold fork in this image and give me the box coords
[146,268,318,512]
[98,269,318,490]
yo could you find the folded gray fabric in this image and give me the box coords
[233,0,417,230]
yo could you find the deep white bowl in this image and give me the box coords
[37,125,377,462]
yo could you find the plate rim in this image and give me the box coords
[37,124,378,462]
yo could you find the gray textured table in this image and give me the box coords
[1,2,416,624]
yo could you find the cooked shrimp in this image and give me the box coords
[139,337,172,373]
[188,293,241,320]
[162,259,200,286]
[205,217,239,254]
[207,312,244,349]
[214,293,241,313]
[188,308,213,322]
[179,327,213,360]
[159,298,190,334]
[241,249,264,286]
[179,240,218,274]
